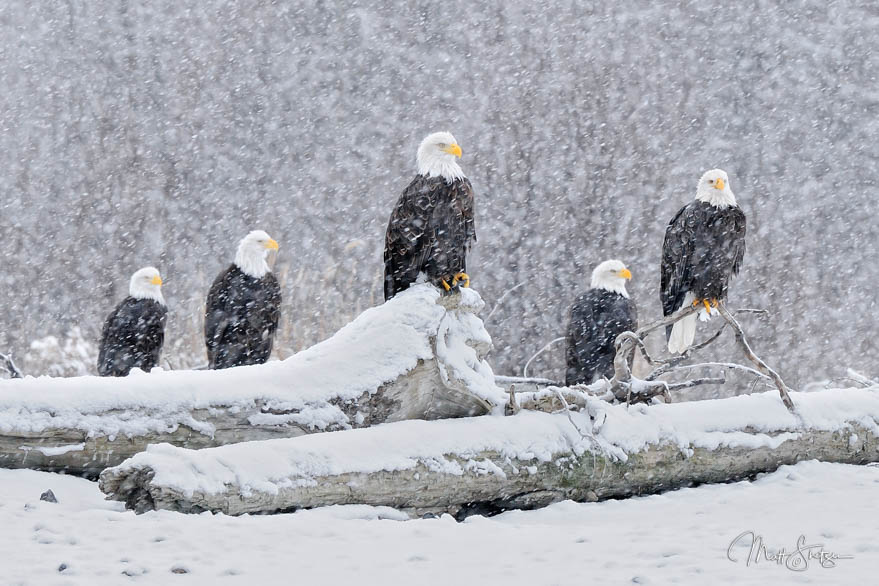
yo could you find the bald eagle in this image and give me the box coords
[383,131,476,300]
[97,266,167,377]
[566,260,637,385]
[205,230,282,369]
[661,169,746,354]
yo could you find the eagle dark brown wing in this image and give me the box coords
[661,201,747,336]
[383,175,475,300]
[204,265,282,369]
[97,297,167,377]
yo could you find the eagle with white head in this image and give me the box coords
[565,260,638,385]
[661,169,746,354]
[383,131,476,300]
[205,230,282,369]
[97,266,167,376]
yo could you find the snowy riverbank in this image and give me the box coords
[2,461,876,584]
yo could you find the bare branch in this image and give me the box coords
[630,303,699,337]
[486,281,527,321]
[523,336,565,378]
[495,375,560,387]
[551,388,607,457]
[617,306,763,382]
[663,361,770,381]
[0,352,23,379]
[824,377,871,389]
[644,326,727,381]
[623,375,726,405]
[844,369,877,387]
[607,304,701,400]
[715,301,795,411]
[734,308,770,317]
[506,386,521,415]
[665,376,726,390]
[602,303,784,407]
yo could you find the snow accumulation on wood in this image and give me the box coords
[0,285,505,476]
[100,385,879,515]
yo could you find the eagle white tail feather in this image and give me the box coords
[668,311,698,354]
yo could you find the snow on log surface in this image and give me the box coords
[100,386,879,515]
[0,286,505,477]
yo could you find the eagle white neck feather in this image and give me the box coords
[129,271,165,305]
[591,273,630,298]
[235,241,271,279]
[417,136,465,182]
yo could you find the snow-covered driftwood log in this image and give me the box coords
[100,386,879,515]
[0,286,505,477]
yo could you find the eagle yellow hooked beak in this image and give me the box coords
[619,268,632,280]
[443,143,463,158]
[265,238,280,251]
[714,177,725,190]
[150,275,163,286]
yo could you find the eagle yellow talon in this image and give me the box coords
[702,299,712,314]
[441,279,452,291]
[451,272,470,288]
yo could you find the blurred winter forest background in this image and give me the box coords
[0,1,877,388]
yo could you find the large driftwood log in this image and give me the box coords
[99,386,879,515]
[0,286,504,477]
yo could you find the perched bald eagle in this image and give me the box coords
[383,131,476,300]
[97,267,167,377]
[205,230,282,369]
[661,169,746,354]
[566,260,637,385]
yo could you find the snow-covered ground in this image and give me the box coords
[2,461,876,585]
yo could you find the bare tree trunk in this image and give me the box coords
[99,387,879,515]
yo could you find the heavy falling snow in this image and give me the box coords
[0,1,876,385]
[0,0,877,584]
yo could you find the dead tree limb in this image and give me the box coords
[716,301,795,411]
[662,361,770,381]
[602,302,795,410]
[523,336,565,378]
[99,388,879,515]
[608,304,700,403]
[0,353,23,379]
[486,281,527,321]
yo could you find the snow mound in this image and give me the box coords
[0,285,505,440]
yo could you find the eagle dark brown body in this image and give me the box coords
[383,174,476,300]
[565,289,638,385]
[97,297,167,377]
[661,200,746,338]
[204,264,281,369]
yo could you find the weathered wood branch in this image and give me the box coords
[522,336,565,378]
[99,387,879,516]
[604,303,794,409]
[0,353,23,379]
[715,301,795,410]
